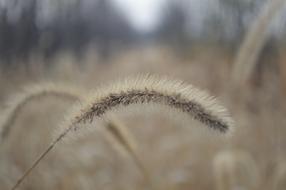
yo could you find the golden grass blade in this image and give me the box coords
[105,117,138,161]
[104,116,152,186]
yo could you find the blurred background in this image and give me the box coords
[1,0,286,189]
[0,0,285,64]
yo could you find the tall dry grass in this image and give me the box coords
[0,39,285,190]
[213,150,260,190]
[232,0,286,85]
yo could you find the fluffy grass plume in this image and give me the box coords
[213,150,260,190]
[232,0,286,85]
[0,83,82,142]
[11,74,234,190]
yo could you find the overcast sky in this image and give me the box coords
[112,0,169,32]
[111,0,220,33]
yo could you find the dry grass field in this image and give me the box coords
[0,45,286,190]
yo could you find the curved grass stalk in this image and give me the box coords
[232,0,286,85]
[10,74,234,190]
[0,83,82,142]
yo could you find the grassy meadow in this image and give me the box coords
[0,44,286,190]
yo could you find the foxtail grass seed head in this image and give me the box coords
[10,74,235,190]
[58,74,234,139]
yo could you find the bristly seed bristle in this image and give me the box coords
[66,74,234,136]
[79,90,229,133]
